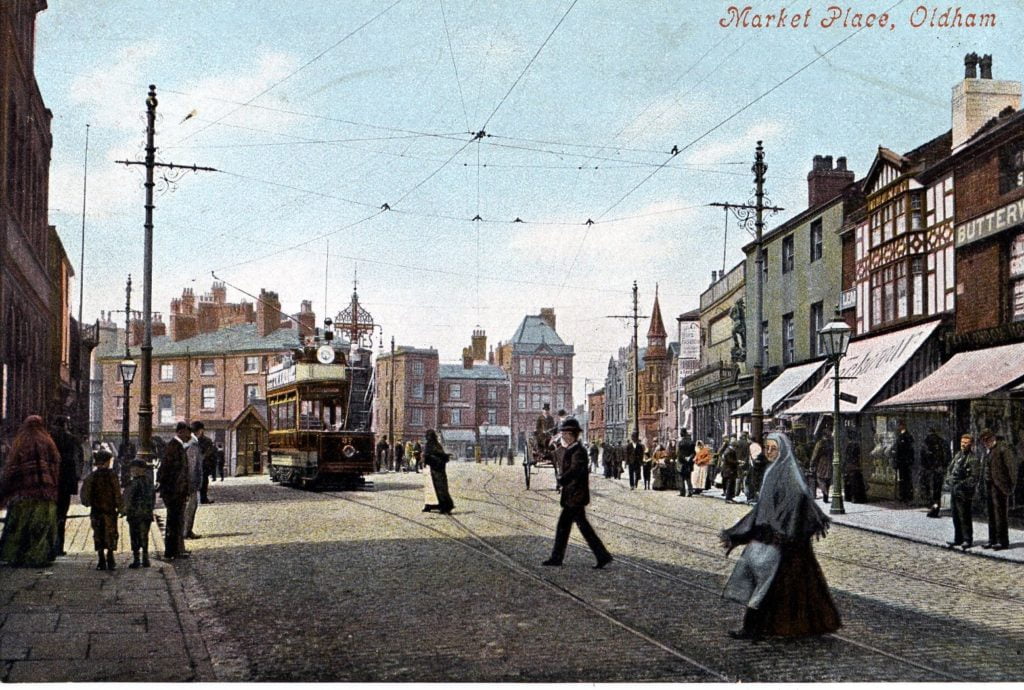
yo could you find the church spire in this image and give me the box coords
[647,283,667,341]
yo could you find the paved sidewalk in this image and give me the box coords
[0,503,214,682]
[700,485,1024,563]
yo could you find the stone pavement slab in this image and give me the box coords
[0,502,215,682]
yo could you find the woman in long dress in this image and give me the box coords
[690,441,711,495]
[422,429,454,514]
[0,416,61,566]
[720,431,841,639]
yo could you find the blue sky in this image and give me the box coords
[37,0,1024,402]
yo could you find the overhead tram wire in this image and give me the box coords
[596,0,906,223]
[439,0,471,133]
[478,0,578,131]
[171,0,406,147]
[556,1,905,297]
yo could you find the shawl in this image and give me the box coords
[727,432,830,545]
[0,416,60,507]
[424,431,449,470]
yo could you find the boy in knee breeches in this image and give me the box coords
[80,450,124,570]
[123,458,156,568]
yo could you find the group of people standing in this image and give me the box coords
[0,414,157,571]
[375,437,423,473]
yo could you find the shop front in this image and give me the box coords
[784,320,946,502]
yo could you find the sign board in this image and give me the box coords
[839,392,859,404]
[1010,231,1024,279]
[266,364,297,390]
[999,140,1024,196]
[955,197,1024,247]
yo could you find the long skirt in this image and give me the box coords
[430,467,455,513]
[741,540,841,637]
[691,464,709,491]
[0,499,57,567]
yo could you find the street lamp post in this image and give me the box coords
[118,274,134,471]
[819,310,852,515]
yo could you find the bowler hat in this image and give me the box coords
[979,428,995,440]
[559,417,582,433]
[175,421,190,432]
[92,449,113,465]
[191,420,205,432]
[542,403,550,411]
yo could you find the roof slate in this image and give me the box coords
[439,363,509,380]
[97,323,304,361]
[509,315,573,355]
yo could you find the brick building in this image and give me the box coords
[602,347,628,444]
[587,387,605,443]
[0,1,87,444]
[495,309,574,452]
[95,283,317,474]
[374,329,510,457]
[438,337,510,459]
[372,346,439,448]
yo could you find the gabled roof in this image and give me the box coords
[439,363,508,380]
[863,131,952,193]
[229,400,268,430]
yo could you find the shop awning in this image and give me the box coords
[731,361,824,417]
[876,341,1024,406]
[441,429,476,443]
[478,425,511,437]
[784,320,941,415]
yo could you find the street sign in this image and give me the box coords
[839,392,858,404]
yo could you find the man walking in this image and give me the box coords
[184,422,205,540]
[945,433,979,551]
[719,437,740,502]
[811,428,834,503]
[588,440,600,474]
[979,428,1014,551]
[542,418,612,569]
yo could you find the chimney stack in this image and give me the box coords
[295,299,316,337]
[256,289,281,337]
[807,154,855,207]
[471,329,487,361]
[539,308,556,332]
[952,53,1021,149]
[462,346,474,370]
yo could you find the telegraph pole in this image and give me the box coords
[116,85,216,464]
[389,335,395,471]
[708,142,783,444]
[607,281,648,441]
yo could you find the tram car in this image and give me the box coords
[267,340,375,489]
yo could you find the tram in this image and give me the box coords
[267,338,375,489]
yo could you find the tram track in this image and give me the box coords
[463,471,974,682]
[320,487,729,682]
[326,471,971,681]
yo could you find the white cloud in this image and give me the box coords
[68,42,152,135]
[685,121,785,166]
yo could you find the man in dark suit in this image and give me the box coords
[626,431,644,490]
[542,418,612,569]
[980,428,1015,550]
[51,416,80,557]
[157,422,192,559]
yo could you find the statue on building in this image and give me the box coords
[729,299,746,363]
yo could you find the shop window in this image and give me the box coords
[1011,232,1024,322]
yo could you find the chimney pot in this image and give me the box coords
[836,156,847,171]
[980,54,993,79]
[965,52,979,79]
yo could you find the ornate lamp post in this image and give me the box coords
[819,311,852,515]
[117,357,137,465]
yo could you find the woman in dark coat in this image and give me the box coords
[422,430,454,514]
[720,431,841,640]
[0,416,60,567]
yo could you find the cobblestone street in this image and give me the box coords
[171,463,1024,682]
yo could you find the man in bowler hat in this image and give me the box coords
[542,417,613,569]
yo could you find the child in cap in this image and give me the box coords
[79,449,124,570]
[122,457,155,568]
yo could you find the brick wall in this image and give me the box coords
[955,240,1004,334]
